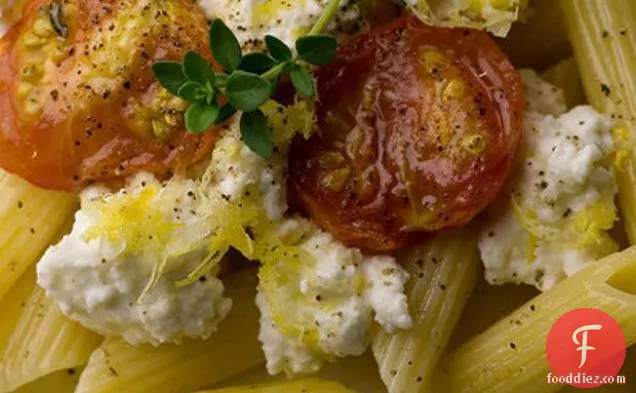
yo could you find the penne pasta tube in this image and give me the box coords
[195,378,355,393]
[540,58,586,109]
[435,246,636,393]
[223,351,387,393]
[75,269,264,393]
[11,368,83,393]
[561,0,636,244]
[499,0,571,70]
[0,268,102,393]
[306,352,386,393]
[0,170,77,301]
[372,228,480,393]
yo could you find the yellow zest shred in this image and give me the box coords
[512,190,618,258]
[569,197,618,250]
[612,126,632,172]
[525,231,538,262]
[82,185,182,255]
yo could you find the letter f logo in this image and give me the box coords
[547,309,626,388]
[572,324,603,368]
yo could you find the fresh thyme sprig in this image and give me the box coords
[152,0,342,158]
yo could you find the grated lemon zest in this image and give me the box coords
[511,197,554,240]
[83,185,182,255]
[512,191,618,256]
[612,127,633,172]
[569,197,618,249]
[526,231,538,262]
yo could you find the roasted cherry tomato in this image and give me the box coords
[0,0,218,191]
[289,16,524,252]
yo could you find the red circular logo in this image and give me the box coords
[546,308,626,388]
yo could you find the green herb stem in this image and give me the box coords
[260,62,286,81]
[308,0,342,36]
[261,0,340,82]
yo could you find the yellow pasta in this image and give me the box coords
[434,246,636,393]
[11,368,83,393]
[1,2,635,393]
[500,0,570,70]
[0,268,102,393]
[196,378,355,393]
[0,170,77,301]
[541,58,586,108]
[444,274,635,393]
[372,228,480,393]
[223,351,386,393]
[561,0,636,244]
[75,269,264,393]
[304,352,386,393]
[444,274,636,393]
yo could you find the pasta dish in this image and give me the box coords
[0,0,634,392]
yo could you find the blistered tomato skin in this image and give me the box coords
[0,0,218,191]
[289,16,524,253]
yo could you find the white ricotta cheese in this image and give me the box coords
[478,71,618,291]
[208,128,287,221]
[35,107,296,345]
[199,0,364,50]
[520,69,568,116]
[37,173,232,345]
[256,292,324,375]
[257,218,412,376]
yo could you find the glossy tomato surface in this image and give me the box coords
[289,15,524,252]
[0,0,218,191]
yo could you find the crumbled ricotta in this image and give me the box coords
[208,129,287,221]
[199,0,364,50]
[257,218,412,376]
[256,292,324,375]
[37,173,232,345]
[520,69,568,116]
[35,104,300,345]
[479,71,618,291]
